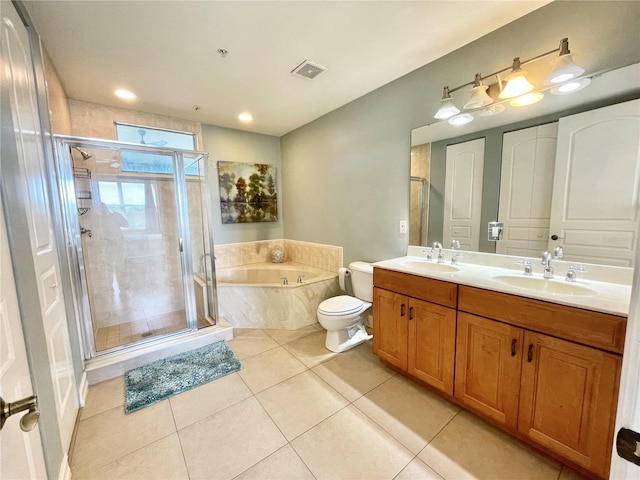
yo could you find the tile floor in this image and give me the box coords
[94,310,211,351]
[71,325,590,480]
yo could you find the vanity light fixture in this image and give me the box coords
[546,38,585,85]
[550,77,591,95]
[448,113,474,126]
[463,74,494,110]
[509,92,544,107]
[477,103,506,117]
[433,37,586,120]
[498,58,534,99]
[434,87,460,120]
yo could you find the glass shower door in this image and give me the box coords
[70,144,192,352]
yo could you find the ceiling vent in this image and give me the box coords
[291,60,326,80]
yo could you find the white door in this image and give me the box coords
[444,138,485,251]
[497,123,557,257]
[549,99,640,266]
[0,195,47,479]
[1,2,79,451]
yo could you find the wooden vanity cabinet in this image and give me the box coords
[518,331,621,478]
[458,286,623,479]
[373,268,457,394]
[454,312,523,430]
[373,270,624,479]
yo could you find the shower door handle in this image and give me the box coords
[179,238,183,253]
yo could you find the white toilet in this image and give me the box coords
[317,261,373,353]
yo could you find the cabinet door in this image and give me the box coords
[518,332,621,478]
[373,287,408,370]
[408,298,456,395]
[455,312,523,429]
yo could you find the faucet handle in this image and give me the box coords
[554,245,564,260]
[450,240,461,250]
[421,248,434,262]
[516,260,533,276]
[451,252,463,265]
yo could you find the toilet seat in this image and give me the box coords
[318,295,369,316]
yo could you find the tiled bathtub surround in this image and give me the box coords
[214,239,343,273]
[217,274,340,330]
[214,240,343,329]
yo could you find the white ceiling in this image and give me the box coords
[24,1,550,137]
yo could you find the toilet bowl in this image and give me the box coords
[317,261,374,352]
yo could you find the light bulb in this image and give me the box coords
[509,92,544,107]
[550,78,591,95]
[448,113,474,126]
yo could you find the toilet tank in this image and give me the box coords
[349,261,374,302]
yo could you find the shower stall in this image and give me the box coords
[54,136,218,359]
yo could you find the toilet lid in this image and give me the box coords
[318,295,367,316]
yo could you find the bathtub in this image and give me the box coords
[215,262,340,329]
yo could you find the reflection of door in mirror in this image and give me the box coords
[410,143,430,245]
[497,123,557,257]
[444,139,485,251]
[549,99,640,267]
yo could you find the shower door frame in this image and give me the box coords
[54,135,216,358]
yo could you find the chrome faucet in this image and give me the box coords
[541,251,554,279]
[296,275,305,284]
[554,245,564,260]
[450,239,461,250]
[516,260,533,276]
[281,276,288,285]
[565,264,586,282]
[432,242,444,263]
[421,248,434,262]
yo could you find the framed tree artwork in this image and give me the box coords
[217,161,278,223]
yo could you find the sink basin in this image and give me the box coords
[492,275,598,296]
[400,261,459,274]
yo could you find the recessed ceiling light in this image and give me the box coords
[114,89,137,100]
[238,113,253,122]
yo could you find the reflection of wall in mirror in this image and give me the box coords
[414,90,640,261]
[410,143,430,246]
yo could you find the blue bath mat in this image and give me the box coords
[124,341,242,414]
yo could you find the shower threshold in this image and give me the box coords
[83,318,233,386]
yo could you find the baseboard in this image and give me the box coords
[78,371,89,407]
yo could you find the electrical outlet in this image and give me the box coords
[399,220,407,234]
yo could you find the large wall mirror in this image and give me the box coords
[410,63,640,267]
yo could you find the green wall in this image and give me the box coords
[280,1,640,265]
[201,124,283,245]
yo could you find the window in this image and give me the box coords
[97,180,159,232]
[115,123,197,174]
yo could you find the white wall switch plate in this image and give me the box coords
[399,220,407,234]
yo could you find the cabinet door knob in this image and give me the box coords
[400,304,406,317]
[527,344,534,362]
[511,338,517,357]
[409,307,414,320]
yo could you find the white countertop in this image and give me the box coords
[373,249,632,317]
